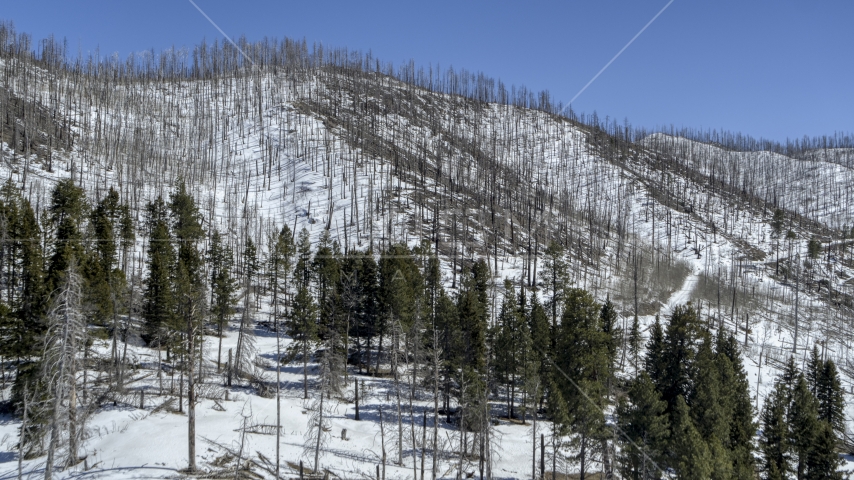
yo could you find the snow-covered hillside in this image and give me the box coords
[0,37,852,478]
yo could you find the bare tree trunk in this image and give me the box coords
[188,319,197,472]
[355,378,360,420]
[18,385,28,480]
[314,392,324,472]
[303,339,309,400]
[276,315,282,479]
[67,383,77,467]
[421,411,426,480]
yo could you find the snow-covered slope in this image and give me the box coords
[0,52,852,477]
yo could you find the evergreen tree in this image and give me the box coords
[816,358,845,436]
[760,380,791,480]
[1,193,46,362]
[436,288,461,414]
[87,188,130,329]
[356,250,380,373]
[289,283,318,399]
[4,192,47,414]
[616,372,669,480]
[690,332,729,443]
[805,421,843,480]
[628,313,642,373]
[670,395,712,479]
[493,280,527,418]
[690,331,734,480]
[294,228,312,289]
[167,180,206,472]
[541,241,568,340]
[242,236,259,289]
[169,180,204,282]
[554,288,608,479]
[142,197,175,345]
[379,243,423,330]
[267,225,295,333]
[47,179,88,291]
[208,230,236,368]
[715,329,756,479]
[600,296,621,385]
[644,315,666,390]
[313,229,340,337]
[267,224,294,476]
[789,374,818,480]
[456,260,489,375]
[233,235,259,377]
[805,346,822,396]
[527,291,551,395]
[659,305,702,412]
[779,356,800,403]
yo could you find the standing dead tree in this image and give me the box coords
[303,336,344,474]
[41,258,86,479]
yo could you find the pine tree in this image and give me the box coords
[493,280,525,418]
[527,291,551,398]
[616,372,669,480]
[456,260,489,375]
[47,179,88,292]
[546,380,571,477]
[805,346,822,396]
[168,180,205,473]
[816,358,845,437]
[600,296,621,387]
[142,197,175,345]
[690,332,729,443]
[628,313,642,373]
[435,288,460,416]
[290,283,318,399]
[313,229,340,337]
[208,230,236,368]
[689,331,734,480]
[789,374,818,480]
[805,421,843,480]
[670,395,712,479]
[554,288,608,479]
[267,224,294,479]
[760,381,791,480]
[268,225,295,332]
[715,329,756,479]
[357,250,380,374]
[659,305,702,412]
[87,192,116,325]
[2,194,46,364]
[644,315,666,391]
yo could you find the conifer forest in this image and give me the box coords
[0,23,853,479]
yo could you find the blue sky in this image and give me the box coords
[2,1,851,142]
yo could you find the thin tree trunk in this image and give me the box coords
[314,392,324,472]
[188,314,197,472]
[18,385,28,480]
[355,378,360,420]
[276,311,282,479]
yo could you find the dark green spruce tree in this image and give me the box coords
[616,372,669,480]
[208,229,236,369]
[142,196,175,345]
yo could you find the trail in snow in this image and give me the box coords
[661,267,700,315]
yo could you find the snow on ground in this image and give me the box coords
[0,314,547,479]
[0,61,851,477]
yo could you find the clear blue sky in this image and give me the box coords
[2,1,851,142]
